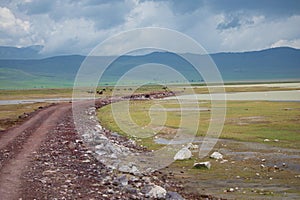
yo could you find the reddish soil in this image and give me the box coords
[0,103,71,199]
[0,95,220,199]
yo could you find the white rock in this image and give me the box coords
[274,139,279,142]
[96,124,102,130]
[147,185,167,199]
[174,148,192,160]
[263,139,270,142]
[282,163,286,167]
[187,143,198,150]
[210,152,223,160]
[193,161,211,169]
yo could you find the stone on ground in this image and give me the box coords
[193,161,211,169]
[146,185,167,199]
[210,152,223,160]
[166,191,185,200]
[174,148,192,160]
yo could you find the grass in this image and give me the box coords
[0,102,50,130]
[97,95,300,198]
[98,100,300,149]
[0,88,73,100]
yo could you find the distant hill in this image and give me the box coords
[0,46,299,89]
[210,47,300,81]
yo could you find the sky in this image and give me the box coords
[0,0,300,56]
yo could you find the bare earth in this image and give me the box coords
[0,103,71,199]
[0,96,219,200]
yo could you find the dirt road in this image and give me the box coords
[0,103,71,199]
[0,93,205,200]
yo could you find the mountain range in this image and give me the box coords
[0,46,299,89]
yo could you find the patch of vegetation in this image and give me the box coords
[98,100,300,149]
[0,102,49,130]
[0,88,73,100]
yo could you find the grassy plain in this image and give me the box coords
[0,83,299,198]
[98,100,300,149]
[97,86,300,199]
[0,88,73,100]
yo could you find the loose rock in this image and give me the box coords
[174,148,192,160]
[193,161,211,169]
[210,152,223,160]
[166,191,185,200]
[146,185,167,199]
[187,143,198,150]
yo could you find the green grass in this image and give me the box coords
[98,100,300,149]
[0,88,73,100]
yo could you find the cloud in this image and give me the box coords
[271,39,300,49]
[0,6,31,46]
[0,0,299,55]
[217,14,300,52]
[123,0,176,29]
[207,0,300,18]
[18,0,54,15]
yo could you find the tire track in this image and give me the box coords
[0,104,71,200]
[0,105,57,150]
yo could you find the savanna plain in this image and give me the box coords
[0,82,299,199]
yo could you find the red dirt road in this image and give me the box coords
[0,103,71,199]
